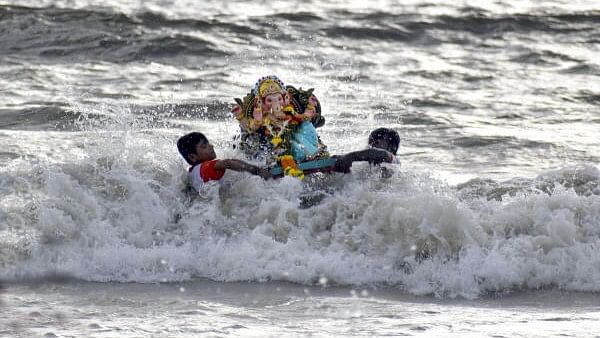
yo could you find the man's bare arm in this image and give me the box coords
[334,148,393,172]
[215,159,271,179]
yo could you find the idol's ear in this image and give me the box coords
[283,92,290,105]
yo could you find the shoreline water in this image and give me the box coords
[3,279,600,337]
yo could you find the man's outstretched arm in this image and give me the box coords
[215,159,271,179]
[333,148,393,173]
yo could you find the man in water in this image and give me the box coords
[333,127,400,173]
[177,132,271,192]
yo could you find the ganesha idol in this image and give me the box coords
[231,75,329,178]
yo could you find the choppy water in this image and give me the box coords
[1,0,600,336]
[4,280,600,338]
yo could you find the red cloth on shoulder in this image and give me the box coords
[200,159,225,182]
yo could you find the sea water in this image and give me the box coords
[1,0,599,337]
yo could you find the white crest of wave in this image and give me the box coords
[1,103,599,299]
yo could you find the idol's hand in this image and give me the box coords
[231,104,243,119]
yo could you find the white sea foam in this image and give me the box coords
[1,113,598,299]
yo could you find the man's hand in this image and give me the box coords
[333,155,352,173]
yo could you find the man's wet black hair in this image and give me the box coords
[177,132,208,165]
[368,128,400,155]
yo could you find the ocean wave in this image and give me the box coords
[0,5,228,63]
[0,105,82,130]
[432,12,600,35]
[408,97,475,110]
[0,102,230,132]
[322,25,420,42]
[135,11,260,35]
[131,102,232,121]
[320,10,600,42]
[4,4,598,65]
[450,135,553,149]
[574,90,600,104]
[1,135,599,299]
[1,1,600,299]
[457,165,600,201]
[560,63,600,76]
[263,11,324,23]
[509,50,583,65]
[373,111,445,126]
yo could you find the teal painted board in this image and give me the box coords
[269,158,337,177]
